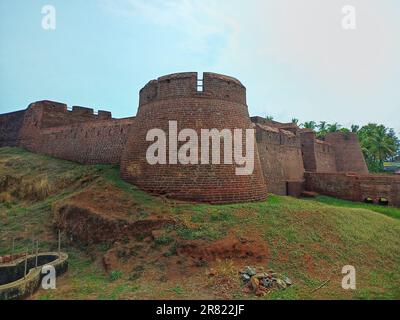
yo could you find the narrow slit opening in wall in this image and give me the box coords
[378,197,389,206]
[197,72,204,92]
[364,197,374,204]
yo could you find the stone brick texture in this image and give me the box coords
[325,132,369,174]
[121,72,268,204]
[305,172,400,207]
[0,110,25,147]
[252,118,304,196]
[15,100,135,164]
[314,140,337,172]
[0,72,397,206]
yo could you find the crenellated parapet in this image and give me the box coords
[122,72,267,204]
[25,100,112,129]
[139,72,246,107]
[0,72,381,205]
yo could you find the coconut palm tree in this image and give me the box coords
[351,124,360,133]
[327,122,342,133]
[302,121,317,130]
[358,124,398,171]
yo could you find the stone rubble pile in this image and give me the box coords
[240,266,292,297]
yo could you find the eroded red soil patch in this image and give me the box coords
[53,184,175,244]
[176,237,269,264]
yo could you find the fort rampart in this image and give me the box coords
[0,72,398,206]
[121,72,268,203]
[12,100,135,164]
[305,172,400,207]
[252,118,304,196]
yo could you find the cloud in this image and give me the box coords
[100,0,400,132]
[100,0,239,52]
[217,0,400,89]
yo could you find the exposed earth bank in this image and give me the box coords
[1,147,399,300]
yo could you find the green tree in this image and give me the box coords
[327,122,342,133]
[316,121,328,138]
[357,124,399,172]
[351,124,360,133]
[302,121,317,130]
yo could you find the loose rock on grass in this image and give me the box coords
[239,266,292,297]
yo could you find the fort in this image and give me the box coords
[0,72,399,206]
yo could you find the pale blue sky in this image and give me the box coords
[0,0,399,133]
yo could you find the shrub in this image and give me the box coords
[109,270,123,281]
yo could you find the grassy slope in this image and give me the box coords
[0,147,399,300]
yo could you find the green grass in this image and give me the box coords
[312,195,400,220]
[109,270,123,282]
[169,285,185,296]
[1,147,400,300]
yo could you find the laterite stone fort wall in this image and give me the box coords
[299,130,364,174]
[300,130,337,173]
[305,172,400,206]
[252,120,304,196]
[325,132,368,174]
[2,72,396,206]
[0,110,26,147]
[314,140,337,173]
[16,100,135,164]
[121,72,268,204]
[34,118,135,164]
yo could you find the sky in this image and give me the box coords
[0,0,399,134]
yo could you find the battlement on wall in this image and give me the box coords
[254,123,301,147]
[139,72,246,107]
[0,71,374,205]
[28,100,113,129]
[251,117,301,147]
[251,117,299,133]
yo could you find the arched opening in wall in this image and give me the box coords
[364,197,374,204]
[378,198,389,206]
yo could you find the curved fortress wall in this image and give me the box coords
[121,72,268,204]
